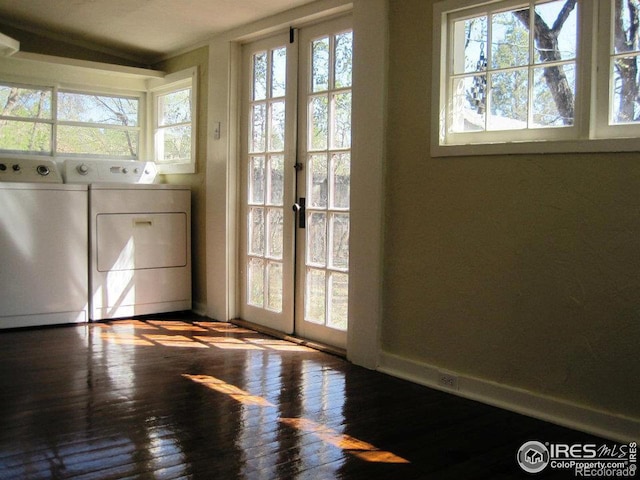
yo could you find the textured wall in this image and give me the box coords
[383,0,640,419]
[154,47,209,312]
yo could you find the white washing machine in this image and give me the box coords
[0,159,88,329]
[63,159,191,321]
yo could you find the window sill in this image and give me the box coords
[431,136,640,158]
[156,162,196,175]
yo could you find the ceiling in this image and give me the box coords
[0,0,315,64]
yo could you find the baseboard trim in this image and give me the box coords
[378,351,639,443]
[191,302,207,317]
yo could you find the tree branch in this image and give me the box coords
[515,1,576,125]
[627,0,640,51]
[614,0,628,52]
[552,0,577,33]
[94,96,129,126]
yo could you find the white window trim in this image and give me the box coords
[56,88,142,160]
[0,80,145,160]
[148,67,197,174]
[432,0,640,157]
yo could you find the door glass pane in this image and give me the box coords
[269,101,286,152]
[312,37,330,92]
[309,154,328,208]
[271,47,287,98]
[331,92,351,149]
[248,258,265,307]
[330,213,349,270]
[306,268,326,324]
[248,207,265,256]
[267,262,283,312]
[309,95,328,150]
[334,32,353,88]
[250,156,265,204]
[267,155,284,206]
[328,272,348,330]
[307,212,327,266]
[267,208,284,259]
[331,153,350,209]
[251,104,266,153]
[253,52,267,101]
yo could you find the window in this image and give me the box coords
[433,0,640,155]
[149,67,197,174]
[0,65,197,172]
[57,91,139,158]
[0,84,52,153]
[0,82,140,158]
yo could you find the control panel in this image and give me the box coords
[0,159,62,183]
[63,159,157,184]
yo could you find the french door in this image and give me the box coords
[239,16,352,349]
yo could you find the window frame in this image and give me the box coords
[432,0,640,157]
[0,81,54,155]
[56,88,142,159]
[148,67,198,175]
[0,80,144,160]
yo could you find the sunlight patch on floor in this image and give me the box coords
[182,373,410,465]
[279,417,410,464]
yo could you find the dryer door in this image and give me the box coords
[96,212,188,272]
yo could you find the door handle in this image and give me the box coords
[292,197,306,228]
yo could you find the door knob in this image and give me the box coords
[292,197,306,228]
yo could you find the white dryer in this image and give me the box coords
[64,159,191,321]
[0,159,88,329]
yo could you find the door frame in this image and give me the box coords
[205,0,387,368]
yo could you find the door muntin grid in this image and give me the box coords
[304,30,352,331]
[247,46,288,313]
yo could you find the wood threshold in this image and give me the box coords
[231,317,347,359]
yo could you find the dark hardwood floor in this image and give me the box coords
[0,315,608,479]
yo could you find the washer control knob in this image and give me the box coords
[0,163,6,171]
[134,168,140,174]
[122,167,129,174]
[36,165,50,176]
[12,164,21,172]
[77,164,89,175]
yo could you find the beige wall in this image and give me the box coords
[383,0,640,421]
[154,47,209,313]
